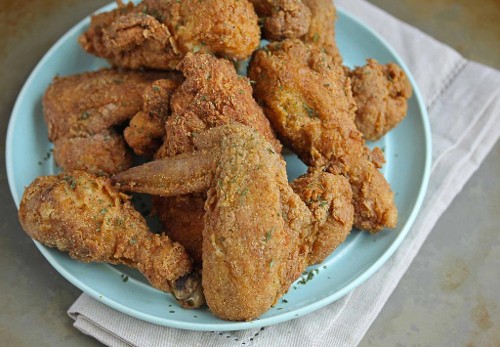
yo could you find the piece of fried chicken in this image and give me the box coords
[113,124,354,320]
[249,39,397,233]
[152,53,281,263]
[347,58,412,141]
[43,68,176,175]
[249,0,311,41]
[302,0,342,65]
[79,0,260,70]
[124,78,183,157]
[18,170,204,309]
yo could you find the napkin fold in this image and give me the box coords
[68,0,500,346]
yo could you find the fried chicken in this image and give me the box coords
[124,78,183,157]
[113,124,353,320]
[249,0,311,41]
[43,68,172,175]
[18,171,204,309]
[151,53,281,262]
[347,59,412,141]
[79,0,260,70]
[302,0,342,65]
[248,39,397,232]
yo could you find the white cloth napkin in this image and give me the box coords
[68,0,500,346]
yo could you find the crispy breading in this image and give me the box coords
[151,53,281,261]
[124,78,183,157]
[113,124,353,320]
[249,0,311,40]
[302,0,342,64]
[348,59,412,141]
[249,40,397,232]
[79,0,260,70]
[43,68,170,175]
[18,171,204,308]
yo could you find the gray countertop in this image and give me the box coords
[0,1,498,346]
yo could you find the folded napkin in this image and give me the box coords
[68,0,500,346]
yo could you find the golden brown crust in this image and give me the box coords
[291,170,353,264]
[124,78,183,157]
[249,40,397,232]
[43,68,170,174]
[18,171,204,308]
[152,53,282,254]
[249,0,311,41]
[113,124,354,320]
[54,130,132,176]
[301,0,342,64]
[156,52,281,157]
[79,0,260,70]
[348,59,412,141]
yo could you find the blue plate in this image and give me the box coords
[6,3,431,331]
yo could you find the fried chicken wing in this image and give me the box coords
[348,59,413,141]
[43,68,172,174]
[249,0,311,41]
[248,40,397,232]
[79,0,260,70]
[150,53,281,262]
[18,171,204,308]
[113,124,353,320]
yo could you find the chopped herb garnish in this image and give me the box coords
[121,274,129,282]
[152,85,160,92]
[80,111,90,120]
[312,33,319,43]
[282,299,288,303]
[129,238,137,245]
[303,103,319,118]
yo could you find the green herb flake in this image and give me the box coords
[80,111,90,120]
[129,238,137,245]
[303,103,319,118]
[121,274,129,282]
[152,85,160,92]
[312,33,319,43]
[100,208,108,215]
[282,299,288,303]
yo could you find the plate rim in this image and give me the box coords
[6,4,432,331]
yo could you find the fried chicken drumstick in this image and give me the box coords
[79,0,260,70]
[18,171,204,309]
[113,124,354,320]
[249,39,397,232]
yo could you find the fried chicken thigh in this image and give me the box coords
[43,68,174,174]
[249,40,397,232]
[348,58,412,141]
[113,124,354,320]
[18,171,204,308]
[79,0,260,70]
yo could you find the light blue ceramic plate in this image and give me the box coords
[6,3,431,331]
